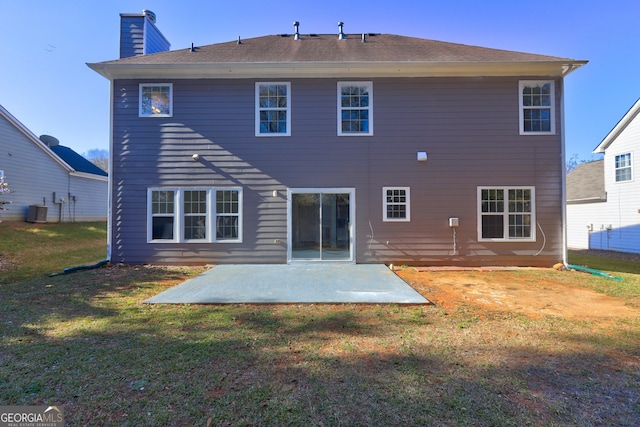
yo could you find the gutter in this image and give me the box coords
[87,60,588,80]
[566,195,607,204]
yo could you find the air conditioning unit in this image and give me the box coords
[27,205,48,223]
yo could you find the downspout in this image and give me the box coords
[106,77,114,262]
[67,172,72,223]
[560,78,568,267]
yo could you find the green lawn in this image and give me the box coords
[1,222,638,426]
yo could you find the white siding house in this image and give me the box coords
[0,104,108,223]
[567,98,640,253]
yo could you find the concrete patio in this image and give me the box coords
[145,264,430,304]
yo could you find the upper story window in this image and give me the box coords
[478,187,535,241]
[615,153,632,182]
[139,83,173,117]
[383,187,410,222]
[338,82,373,136]
[256,82,291,136]
[148,188,242,243]
[519,81,555,135]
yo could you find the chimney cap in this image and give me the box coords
[142,9,156,23]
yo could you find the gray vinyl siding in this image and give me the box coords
[119,16,169,59]
[119,16,145,58]
[111,76,564,266]
[0,114,107,222]
[142,19,170,55]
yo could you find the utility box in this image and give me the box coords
[448,217,459,227]
[27,205,48,223]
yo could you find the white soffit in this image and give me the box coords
[88,60,585,80]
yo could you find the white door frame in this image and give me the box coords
[287,188,355,263]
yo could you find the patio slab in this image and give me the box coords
[145,264,430,304]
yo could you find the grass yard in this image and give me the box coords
[0,222,639,426]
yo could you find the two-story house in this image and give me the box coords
[567,98,640,254]
[88,10,586,266]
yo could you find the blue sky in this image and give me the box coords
[1,0,638,161]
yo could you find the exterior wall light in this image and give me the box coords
[417,151,427,162]
[192,154,200,161]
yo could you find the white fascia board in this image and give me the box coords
[88,60,585,80]
[70,171,109,182]
[593,98,640,154]
[0,104,74,173]
[566,196,607,204]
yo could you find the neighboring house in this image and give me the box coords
[0,104,108,223]
[567,99,640,253]
[88,11,586,266]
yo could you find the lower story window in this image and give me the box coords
[478,187,535,241]
[383,187,410,222]
[215,190,240,240]
[184,190,207,240]
[151,190,175,240]
[148,188,242,243]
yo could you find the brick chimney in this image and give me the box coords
[119,10,170,58]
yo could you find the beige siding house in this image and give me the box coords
[88,11,586,266]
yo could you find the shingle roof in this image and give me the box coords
[101,33,574,65]
[88,33,587,80]
[49,145,108,177]
[566,160,605,203]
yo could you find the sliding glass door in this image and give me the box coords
[290,190,353,261]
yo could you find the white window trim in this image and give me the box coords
[182,189,209,243]
[213,188,243,243]
[255,82,291,136]
[383,187,410,222]
[338,81,373,136]
[148,188,178,243]
[614,152,633,183]
[147,188,243,243]
[139,83,173,117]
[518,80,555,135]
[477,186,536,242]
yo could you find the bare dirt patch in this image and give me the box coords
[396,268,639,322]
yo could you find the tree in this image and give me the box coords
[84,149,109,172]
[566,154,603,174]
[566,154,589,174]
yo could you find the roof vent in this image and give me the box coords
[293,21,300,40]
[338,22,345,40]
[362,33,366,43]
[142,9,156,23]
